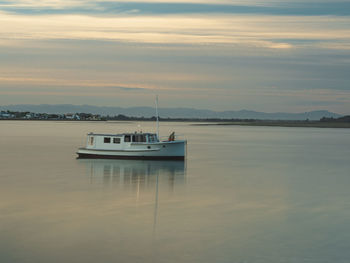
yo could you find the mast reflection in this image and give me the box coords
[78,159,186,238]
[78,159,186,191]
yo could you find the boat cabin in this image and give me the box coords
[86,132,159,150]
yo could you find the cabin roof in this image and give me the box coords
[88,132,156,137]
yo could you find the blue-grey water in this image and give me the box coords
[0,121,350,263]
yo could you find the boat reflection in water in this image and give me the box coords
[78,159,186,191]
[78,159,186,236]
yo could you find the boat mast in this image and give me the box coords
[155,95,159,140]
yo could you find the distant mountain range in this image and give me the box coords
[0,104,342,120]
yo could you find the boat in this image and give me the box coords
[77,132,186,160]
[77,97,187,160]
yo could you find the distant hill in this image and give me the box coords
[321,115,350,122]
[0,104,342,120]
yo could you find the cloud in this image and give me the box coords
[104,1,350,16]
[0,12,349,50]
[0,76,155,91]
[1,0,350,16]
[0,1,349,114]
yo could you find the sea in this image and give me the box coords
[1,121,350,263]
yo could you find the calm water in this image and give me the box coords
[1,121,350,263]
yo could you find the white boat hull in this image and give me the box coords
[77,140,186,160]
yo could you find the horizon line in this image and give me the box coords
[0,103,345,115]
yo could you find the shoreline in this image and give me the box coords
[1,119,350,128]
[192,121,350,128]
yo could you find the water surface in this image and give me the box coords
[0,121,349,263]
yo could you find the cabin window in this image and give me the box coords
[113,137,121,144]
[104,137,111,143]
[132,134,146,143]
[124,135,131,142]
[149,135,157,142]
[89,137,94,145]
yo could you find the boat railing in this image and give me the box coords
[160,134,186,141]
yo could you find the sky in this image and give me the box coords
[0,0,349,114]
